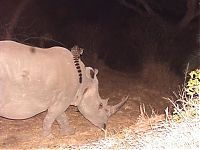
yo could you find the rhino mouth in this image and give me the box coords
[94,122,107,130]
[100,123,106,130]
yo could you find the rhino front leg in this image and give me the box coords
[56,113,75,135]
[43,111,57,138]
[43,103,69,137]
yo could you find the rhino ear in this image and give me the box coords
[85,67,99,79]
[94,69,98,76]
[85,67,95,79]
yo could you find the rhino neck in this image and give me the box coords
[71,83,84,106]
[70,65,87,106]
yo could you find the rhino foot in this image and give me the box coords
[60,126,75,136]
[42,131,54,139]
[56,112,75,136]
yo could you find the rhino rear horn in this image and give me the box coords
[109,96,128,116]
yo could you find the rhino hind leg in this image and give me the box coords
[56,113,75,135]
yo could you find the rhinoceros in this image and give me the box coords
[0,40,128,137]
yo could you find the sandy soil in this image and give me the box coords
[0,65,179,149]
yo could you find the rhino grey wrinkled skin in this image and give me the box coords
[0,40,128,137]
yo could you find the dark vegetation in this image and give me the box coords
[0,0,199,74]
[0,1,199,108]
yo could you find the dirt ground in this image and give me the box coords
[0,64,180,149]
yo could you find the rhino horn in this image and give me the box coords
[108,96,128,116]
[103,98,109,105]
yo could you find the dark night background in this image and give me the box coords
[0,0,199,74]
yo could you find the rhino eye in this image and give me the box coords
[98,103,103,110]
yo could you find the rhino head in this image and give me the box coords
[77,68,128,130]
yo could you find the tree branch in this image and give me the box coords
[117,0,149,17]
[5,0,32,39]
[117,0,161,18]
[136,0,156,15]
[178,0,199,28]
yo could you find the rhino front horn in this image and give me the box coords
[109,96,128,116]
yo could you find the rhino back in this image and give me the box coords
[0,40,81,119]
